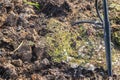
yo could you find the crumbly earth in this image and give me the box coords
[0,0,120,80]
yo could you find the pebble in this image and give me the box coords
[41,58,50,65]
[12,59,23,67]
[70,63,79,68]
[31,74,47,80]
[85,63,95,71]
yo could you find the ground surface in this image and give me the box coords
[0,0,120,80]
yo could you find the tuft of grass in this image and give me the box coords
[23,0,40,10]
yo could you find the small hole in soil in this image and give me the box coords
[31,45,37,62]
[6,6,12,13]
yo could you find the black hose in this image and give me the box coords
[95,0,103,22]
[71,20,102,26]
[71,0,112,76]
[103,0,112,76]
[72,0,103,26]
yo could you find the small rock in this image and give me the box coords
[48,68,60,76]
[16,25,22,31]
[0,14,7,27]
[85,63,95,71]
[55,75,68,80]
[70,63,79,68]
[77,46,86,57]
[33,58,50,70]
[12,59,23,67]
[31,74,46,80]
[41,58,50,65]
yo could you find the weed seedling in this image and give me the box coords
[23,0,40,10]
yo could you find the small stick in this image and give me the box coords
[10,41,24,54]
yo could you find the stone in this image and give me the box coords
[41,58,50,65]
[85,63,95,71]
[31,74,46,80]
[0,14,7,27]
[11,59,23,67]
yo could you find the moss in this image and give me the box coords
[47,19,76,62]
[45,18,98,63]
[109,3,120,11]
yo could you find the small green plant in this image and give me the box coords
[23,0,40,10]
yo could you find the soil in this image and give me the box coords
[0,0,120,80]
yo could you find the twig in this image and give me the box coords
[10,41,24,54]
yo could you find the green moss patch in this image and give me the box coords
[45,18,103,64]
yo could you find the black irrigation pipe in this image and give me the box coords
[72,20,103,26]
[72,0,112,76]
[103,0,112,76]
[72,0,103,26]
[95,0,103,23]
